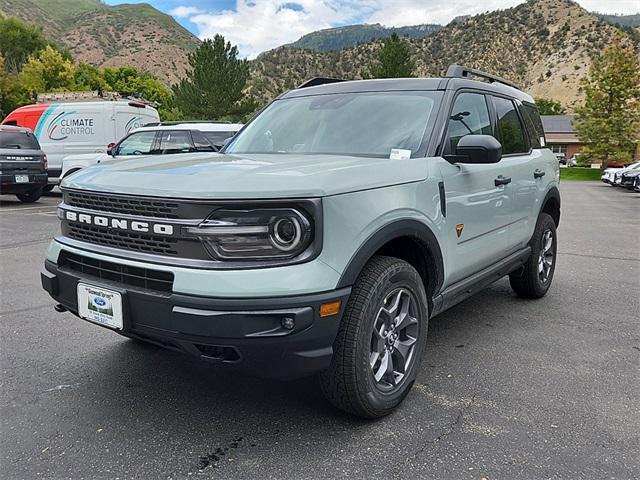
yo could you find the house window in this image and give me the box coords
[549,144,567,154]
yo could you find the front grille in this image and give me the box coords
[67,223,179,256]
[66,191,180,219]
[59,251,174,292]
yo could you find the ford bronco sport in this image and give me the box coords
[41,65,560,418]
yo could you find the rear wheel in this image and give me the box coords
[509,213,557,298]
[16,188,43,203]
[320,256,428,418]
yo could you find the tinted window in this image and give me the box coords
[116,131,157,155]
[447,93,492,152]
[202,131,236,149]
[0,131,40,150]
[520,103,545,148]
[227,92,439,158]
[191,130,215,151]
[493,97,527,155]
[158,131,193,153]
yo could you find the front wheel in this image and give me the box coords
[509,213,557,298]
[320,256,428,418]
[16,188,43,203]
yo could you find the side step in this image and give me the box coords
[431,247,531,317]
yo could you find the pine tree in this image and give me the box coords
[574,37,640,166]
[173,35,254,121]
[370,33,415,79]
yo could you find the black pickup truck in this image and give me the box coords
[0,125,48,203]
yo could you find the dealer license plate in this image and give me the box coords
[77,283,123,330]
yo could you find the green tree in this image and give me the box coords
[19,45,75,94]
[0,53,30,118]
[370,33,414,79]
[74,63,108,91]
[173,35,254,120]
[574,37,640,166]
[101,66,178,120]
[535,97,566,115]
[0,16,50,73]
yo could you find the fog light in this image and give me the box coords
[320,300,342,318]
[281,316,295,330]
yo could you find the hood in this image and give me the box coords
[61,152,429,199]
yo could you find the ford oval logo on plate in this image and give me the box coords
[93,297,107,307]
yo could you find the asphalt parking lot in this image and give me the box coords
[1,182,638,479]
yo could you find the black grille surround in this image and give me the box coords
[66,190,180,219]
[59,251,174,292]
[58,189,323,270]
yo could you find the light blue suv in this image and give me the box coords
[42,65,560,418]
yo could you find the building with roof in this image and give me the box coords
[541,115,582,161]
[542,114,640,163]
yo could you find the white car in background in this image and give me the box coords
[601,161,639,185]
[612,162,640,186]
[61,122,243,180]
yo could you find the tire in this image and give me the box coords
[320,255,429,418]
[509,212,557,299]
[42,184,55,193]
[16,188,43,203]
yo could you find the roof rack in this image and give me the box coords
[445,64,519,90]
[297,77,345,89]
[36,90,158,107]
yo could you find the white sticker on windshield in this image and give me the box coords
[390,148,411,160]
[540,137,546,147]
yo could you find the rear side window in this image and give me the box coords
[191,130,215,151]
[116,131,157,155]
[493,97,528,155]
[158,131,193,154]
[0,131,40,150]
[520,103,545,149]
[202,131,237,149]
[447,92,492,153]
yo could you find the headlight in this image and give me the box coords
[185,208,313,260]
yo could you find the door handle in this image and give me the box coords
[534,169,546,178]
[494,175,512,186]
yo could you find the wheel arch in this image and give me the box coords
[336,220,445,310]
[541,186,561,227]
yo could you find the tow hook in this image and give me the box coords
[54,304,67,313]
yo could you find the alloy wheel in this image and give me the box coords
[369,288,420,390]
[538,229,554,283]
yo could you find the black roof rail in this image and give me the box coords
[142,120,234,127]
[446,64,520,90]
[297,77,345,89]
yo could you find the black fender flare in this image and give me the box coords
[336,219,444,295]
[541,186,561,226]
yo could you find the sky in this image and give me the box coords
[105,0,640,59]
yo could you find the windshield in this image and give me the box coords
[226,91,440,158]
[0,131,40,150]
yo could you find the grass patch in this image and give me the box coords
[560,168,602,181]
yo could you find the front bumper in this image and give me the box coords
[0,173,47,194]
[41,259,350,380]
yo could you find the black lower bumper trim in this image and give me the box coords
[42,259,350,380]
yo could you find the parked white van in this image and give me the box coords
[1,94,160,190]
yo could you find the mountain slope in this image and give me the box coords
[0,0,200,84]
[287,23,441,52]
[250,0,639,111]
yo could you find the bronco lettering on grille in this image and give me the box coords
[64,210,174,236]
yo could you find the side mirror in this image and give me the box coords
[107,142,116,156]
[446,135,502,164]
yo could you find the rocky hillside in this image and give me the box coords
[250,0,639,111]
[0,0,200,85]
[287,23,441,52]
